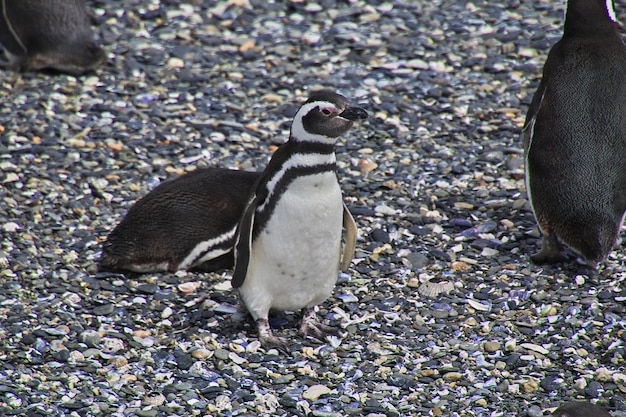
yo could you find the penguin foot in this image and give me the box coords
[531,234,566,264]
[299,307,339,340]
[530,250,567,264]
[576,257,598,270]
[256,319,289,350]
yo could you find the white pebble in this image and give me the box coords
[2,222,20,232]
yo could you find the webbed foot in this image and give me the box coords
[257,318,289,351]
[299,306,340,340]
[531,233,566,264]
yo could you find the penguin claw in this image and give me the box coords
[530,250,567,264]
[298,307,341,340]
[259,334,291,351]
[256,319,290,351]
[531,233,567,264]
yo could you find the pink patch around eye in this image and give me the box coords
[321,107,336,115]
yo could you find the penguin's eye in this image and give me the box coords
[320,107,335,116]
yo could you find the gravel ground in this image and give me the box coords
[1,0,626,416]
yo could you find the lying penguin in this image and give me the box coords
[0,0,106,74]
[551,401,611,417]
[100,168,261,273]
[522,0,626,268]
[232,90,367,348]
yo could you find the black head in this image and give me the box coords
[564,0,619,36]
[290,90,368,142]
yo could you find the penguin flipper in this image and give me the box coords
[340,202,357,272]
[0,0,28,55]
[232,195,257,288]
[522,81,545,153]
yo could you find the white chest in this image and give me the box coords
[240,172,343,313]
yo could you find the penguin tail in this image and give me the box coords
[562,214,619,264]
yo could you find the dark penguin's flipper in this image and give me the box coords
[521,81,545,153]
[0,0,27,55]
[341,203,357,272]
[232,193,259,288]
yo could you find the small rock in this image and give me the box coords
[102,337,125,353]
[442,372,463,382]
[178,281,201,294]
[520,343,549,355]
[522,378,539,393]
[143,393,165,406]
[167,57,184,68]
[302,384,331,401]
[214,349,230,361]
[483,341,501,353]
[419,279,454,298]
[108,355,129,368]
[191,348,211,360]
[540,376,560,392]
[526,404,542,417]
[80,330,102,348]
[585,381,603,398]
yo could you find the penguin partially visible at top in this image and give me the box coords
[551,401,611,417]
[99,168,260,273]
[0,0,106,74]
[232,90,367,349]
[522,0,626,268]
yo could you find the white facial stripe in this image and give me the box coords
[179,225,237,269]
[607,0,617,22]
[258,152,337,212]
[291,100,340,144]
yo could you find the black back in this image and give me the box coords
[552,401,611,417]
[0,0,105,74]
[523,0,626,261]
[100,168,259,272]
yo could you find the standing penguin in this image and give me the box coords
[232,90,367,348]
[0,0,106,74]
[522,0,626,267]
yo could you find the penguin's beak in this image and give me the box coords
[339,106,368,121]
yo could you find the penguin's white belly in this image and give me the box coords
[240,173,343,316]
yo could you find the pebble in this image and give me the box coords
[80,330,102,347]
[585,381,603,398]
[143,393,166,406]
[520,343,549,355]
[303,385,331,401]
[442,372,463,382]
[191,348,212,360]
[483,341,501,353]
[527,405,543,417]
